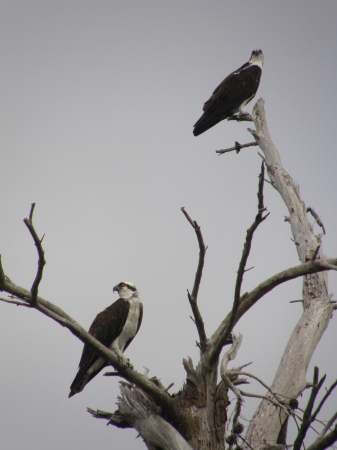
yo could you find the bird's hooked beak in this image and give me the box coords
[113,285,119,293]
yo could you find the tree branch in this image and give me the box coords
[311,378,337,425]
[90,383,194,450]
[0,296,31,307]
[87,408,133,428]
[306,425,337,450]
[236,259,337,320]
[230,371,282,403]
[293,367,326,450]
[220,334,244,400]
[212,162,269,362]
[23,203,46,305]
[0,258,178,422]
[319,411,337,439]
[181,207,207,351]
[216,141,258,155]
[240,391,288,415]
[307,207,326,235]
[312,246,321,261]
[209,257,337,366]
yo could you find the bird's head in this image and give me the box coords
[113,281,138,300]
[249,49,264,68]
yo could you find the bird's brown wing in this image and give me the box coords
[69,299,129,396]
[194,65,261,136]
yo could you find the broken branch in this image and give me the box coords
[181,207,207,351]
[216,141,258,155]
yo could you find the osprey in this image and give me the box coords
[193,49,264,136]
[69,282,143,398]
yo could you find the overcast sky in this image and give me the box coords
[1,2,337,449]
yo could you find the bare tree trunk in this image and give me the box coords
[244,99,334,449]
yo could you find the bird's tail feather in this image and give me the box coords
[68,361,106,398]
[193,113,225,136]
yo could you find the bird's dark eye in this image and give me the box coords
[121,282,125,287]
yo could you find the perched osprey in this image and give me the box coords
[193,49,264,136]
[68,282,143,398]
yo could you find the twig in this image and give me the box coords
[311,379,337,424]
[211,162,269,364]
[306,425,337,450]
[223,375,243,400]
[0,297,31,307]
[0,255,5,287]
[23,203,46,305]
[307,207,326,235]
[290,300,304,304]
[87,408,114,420]
[165,383,174,393]
[293,414,301,431]
[297,406,334,432]
[230,371,281,402]
[181,207,207,351]
[258,152,267,163]
[238,435,255,450]
[291,238,300,246]
[293,367,326,450]
[232,362,253,372]
[240,390,289,415]
[319,412,337,438]
[312,246,321,261]
[88,408,133,429]
[216,141,258,155]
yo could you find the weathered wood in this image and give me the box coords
[111,383,193,450]
[244,99,334,449]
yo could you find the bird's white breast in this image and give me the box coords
[115,297,140,352]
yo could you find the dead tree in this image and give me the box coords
[1,99,336,450]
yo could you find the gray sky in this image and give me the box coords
[1,2,337,449]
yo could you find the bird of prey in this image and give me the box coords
[193,49,264,136]
[69,282,143,398]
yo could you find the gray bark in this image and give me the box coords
[244,99,334,449]
[114,384,193,450]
